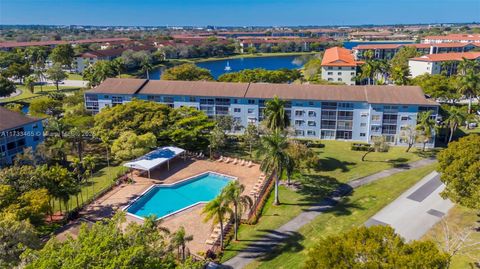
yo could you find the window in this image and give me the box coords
[338,103,354,109]
[336,131,352,140]
[337,72,342,75]
[248,99,255,104]
[295,110,304,116]
[234,108,241,113]
[361,112,368,118]
[295,130,305,136]
[307,121,316,126]
[247,108,254,114]
[112,96,123,104]
[401,116,410,121]
[295,120,305,126]
[360,122,367,127]
[307,130,316,136]
[350,72,355,76]
[308,111,316,117]
[371,115,381,121]
[321,130,335,139]
[247,117,257,123]
[360,133,366,137]
[337,78,343,81]
[327,67,333,70]
[308,102,314,106]
[337,111,353,120]
[327,72,333,75]
[328,78,333,81]
[371,125,381,132]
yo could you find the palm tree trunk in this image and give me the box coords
[274,169,280,205]
[234,203,238,241]
[448,124,457,143]
[181,245,185,261]
[219,218,224,249]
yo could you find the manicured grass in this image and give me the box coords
[67,73,84,80]
[0,85,81,103]
[242,163,437,269]
[423,205,480,269]
[52,165,128,213]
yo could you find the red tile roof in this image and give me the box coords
[410,52,480,62]
[78,45,155,58]
[353,42,479,50]
[424,34,480,42]
[321,46,361,67]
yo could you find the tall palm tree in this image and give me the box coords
[171,226,193,261]
[457,57,479,76]
[445,106,466,143]
[457,70,480,113]
[141,60,153,80]
[416,111,436,151]
[202,195,233,249]
[222,181,253,241]
[258,129,289,205]
[82,155,96,196]
[264,96,289,131]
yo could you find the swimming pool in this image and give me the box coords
[125,172,235,220]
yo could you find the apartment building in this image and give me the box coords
[353,43,479,60]
[409,52,480,77]
[0,107,44,167]
[423,34,480,44]
[84,78,439,148]
[321,47,363,85]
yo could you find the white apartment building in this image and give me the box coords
[321,47,362,85]
[408,52,480,78]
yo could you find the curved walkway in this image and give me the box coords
[222,158,436,269]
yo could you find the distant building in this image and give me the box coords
[74,45,155,73]
[0,38,130,51]
[0,107,44,167]
[238,37,332,53]
[408,52,480,77]
[423,34,480,44]
[321,47,363,85]
[84,78,439,148]
[353,43,479,60]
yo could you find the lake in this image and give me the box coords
[150,55,307,79]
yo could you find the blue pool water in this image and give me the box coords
[126,172,234,219]
[150,55,306,79]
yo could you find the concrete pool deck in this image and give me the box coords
[66,157,262,255]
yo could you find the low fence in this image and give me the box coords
[245,172,276,224]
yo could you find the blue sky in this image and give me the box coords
[0,0,478,26]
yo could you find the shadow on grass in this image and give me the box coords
[318,157,355,172]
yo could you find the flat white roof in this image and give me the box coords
[123,146,185,171]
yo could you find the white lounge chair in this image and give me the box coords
[225,157,231,163]
[217,156,224,162]
[247,161,253,167]
[233,158,238,165]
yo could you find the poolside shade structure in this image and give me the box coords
[123,146,185,178]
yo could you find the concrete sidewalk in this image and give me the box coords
[365,171,453,241]
[222,158,436,269]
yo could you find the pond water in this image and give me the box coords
[150,55,307,80]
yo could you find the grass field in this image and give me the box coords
[0,85,81,103]
[239,164,437,268]
[220,140,429,262]
[67,73,84,80]
[423,206,480,269]
[52,165,128,213]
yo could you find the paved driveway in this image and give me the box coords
[365,171,453,241]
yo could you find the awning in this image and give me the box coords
[123,146,185,174]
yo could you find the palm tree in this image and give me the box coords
[457,70,480,113]
[82,155,96,197]
[222,181,253,241]
[258,130,289,205]
[445,106,466,143]
[70,157,85,206]
[34,69,45,93]
[171,226,193,261]
[24,75,36,93]
[141,60,153,80]
[202,195,233,249]
[264,96,289,131]
[457,57,479,76]
[416,111,436,151]
[284,154,295,185]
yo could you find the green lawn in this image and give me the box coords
[0,85,81,103]
[220,140,429,262]
[241,164,437,269]
[52,165,128,213]
[67,73,84,80]
[423,205,480,269]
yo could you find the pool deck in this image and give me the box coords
[64,157,262,255]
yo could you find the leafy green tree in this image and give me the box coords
[390,46,421,69]
[36,164,78,214]
[170,226,193,261]
[162,106,214,151]
[390,64,411,85]
[0,165,40,193]
[24,75,37,93]
[111,131,157,161]
[303,57,323,81]
[437,134,480,209]
[0,75,16,97]
[304,226,449,269]
[456,70,480,113]
[5,62,32,83]
[241,123,260,158]
[264,96,289,131]
[93,99,171,139]
[0,217,40,268]
[49,44,75,68]
[141,59,153,79]
[29,96,63,117]
[46,63,67,91]
[416,111,436,151]
[209,125,227,158]
[82,60,117,87]
[161,63,214,81]
[258,130,289,205]
[412,74,460,103]
[4,103,24,113]
[22,212,176,268]
[218,68,301,83]
[221,181,252,241]
[285,140,319,175]
[202,195,233,249]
